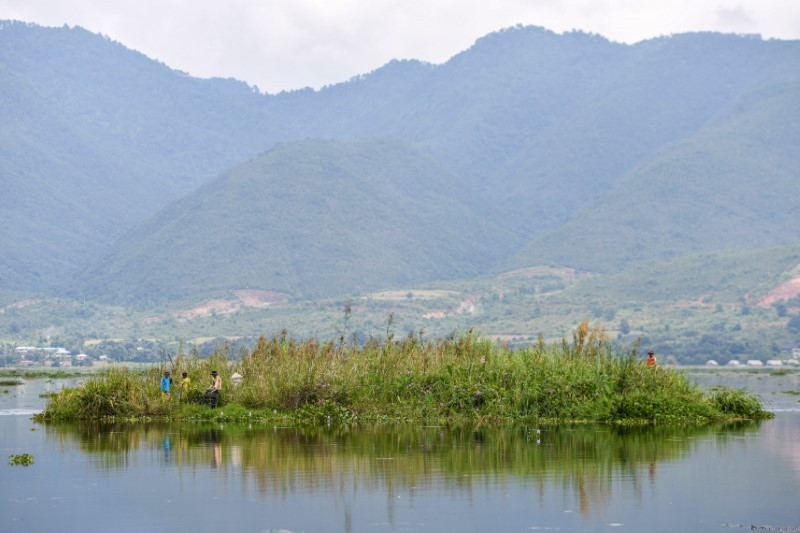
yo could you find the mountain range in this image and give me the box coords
[2,20,799,309]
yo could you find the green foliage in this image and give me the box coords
[610,392,717,421]
[708,387,768,419]
[2,243,799,365]
[8,453,35,466]
[37,325,770,423]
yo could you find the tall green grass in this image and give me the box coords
[35,323,772,423]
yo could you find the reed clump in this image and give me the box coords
[35,322,772,423]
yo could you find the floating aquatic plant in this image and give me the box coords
[9,454,35,466]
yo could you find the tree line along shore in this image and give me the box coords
[34,323,772,424]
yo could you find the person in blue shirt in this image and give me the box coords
[160,371,173,399]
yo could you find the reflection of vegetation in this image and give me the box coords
[37,324,772,423]
[46,421,758,517]
[0,379,23,386]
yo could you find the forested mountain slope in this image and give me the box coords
[78,139,508,303]
[510,77,800,272]
[0,22,277,289]
[3,20,799,303]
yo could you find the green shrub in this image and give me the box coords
[708,387,770,419]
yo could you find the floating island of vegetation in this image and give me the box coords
[35,323,771,424]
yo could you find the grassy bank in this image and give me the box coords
[35,323,772,424]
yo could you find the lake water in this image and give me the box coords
[1,371,799,532]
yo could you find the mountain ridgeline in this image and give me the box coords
[2,20,799,304]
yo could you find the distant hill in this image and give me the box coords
[510,77,800,272]
[77,139,509,304]
[0,21,281,290]
[493,32,800,233]
[562,245,800,305]
[3,20,800,304]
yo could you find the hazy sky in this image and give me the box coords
[1,0,798,92]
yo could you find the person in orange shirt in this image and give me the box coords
[646,351,657,367]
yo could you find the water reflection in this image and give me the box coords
[5,374,797,532]
[45,421,759,518]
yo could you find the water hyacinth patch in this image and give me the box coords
[9,454,35,466]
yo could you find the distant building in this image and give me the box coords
[766,359,783,366]
[705,360,719,366]
[15,346,69,356]
[13,346,71,366]
[746,360,764,367]
[726,360,741,367]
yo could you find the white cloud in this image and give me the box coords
[715,4,757,33]
[1,0,798,92]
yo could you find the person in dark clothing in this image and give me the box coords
[205,370,222,407]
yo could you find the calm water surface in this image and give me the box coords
[1,371,798,532]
